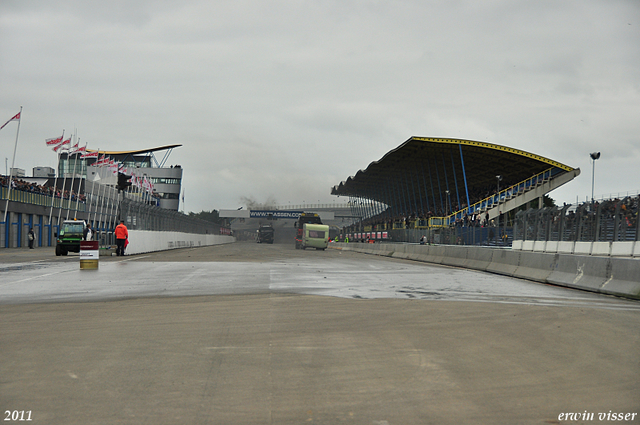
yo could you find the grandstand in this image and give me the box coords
[331,136,580,240]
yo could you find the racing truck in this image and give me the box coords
[256,224,275,244]
[294,212,329,250]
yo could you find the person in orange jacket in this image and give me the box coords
[115,220,128,256]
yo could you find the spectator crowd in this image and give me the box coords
[1,175,86,203]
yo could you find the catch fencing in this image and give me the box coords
[513,196,640,243]
[1,182,229,248]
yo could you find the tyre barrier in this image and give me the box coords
[332,242,640,300]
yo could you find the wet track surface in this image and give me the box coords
[2,242,639,425]
[0,242,638,310]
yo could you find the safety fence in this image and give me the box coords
[1,186,86,212]
[1,185,230,248]
[342,224,514,247]
[513,196,640,243]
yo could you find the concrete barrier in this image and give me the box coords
[486,249,520,277]
[441,245,469,268]
[532,240,547,252]
[557,241,574,254]
[427,245,446,264]
[573,242,592,255]
[513,252,557,283]
[390,243,410,259]
[465,247,494,272]
[125,230,235,255]
[591,242,611,256]
[603,257,640,298]
[331,242,640,300]
[404,244,426,262]
[547,254,609,292]
[545,241,558,254]
[610,241,635,257]
[521,240,535,251]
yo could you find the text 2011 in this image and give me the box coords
[4,411,32,421]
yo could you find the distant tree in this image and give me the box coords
[543,194,556,208]
[188,209,222,224]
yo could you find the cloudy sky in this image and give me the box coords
[1,0,639,212]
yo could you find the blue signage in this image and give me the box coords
[250,210,303,219]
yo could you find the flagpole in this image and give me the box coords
[83,148,97,224]
[56,143,70,227]
[106,169,117,233]
[95,154,108,231]
[103,156,115,234]
[48,130,65,229]
[73,140,88,219]
[66,131,78,220]
[93,153,105,230]
[3,106,22,224]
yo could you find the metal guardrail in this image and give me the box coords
[1,186,86,212]
[429,167,559,227]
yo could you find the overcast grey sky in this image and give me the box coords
[1,0,639,212]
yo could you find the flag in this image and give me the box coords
[0,112,20,131]
[81,151,99,159]
[69,142,79,153]
[52,137,71,153]
[95,154,107,166]
[73,146,87,155]
[45,135,64,147]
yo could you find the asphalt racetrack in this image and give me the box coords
[1,242,639,424]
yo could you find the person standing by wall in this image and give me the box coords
[83,223,93,241]
[28,228,35,249]
[115,220,128,256]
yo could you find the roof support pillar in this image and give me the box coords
[459,143,471,213]
[395,172,407,216]
[414,164,424,215]
[432,157,444,215]
[450,149,461,212]
[406,169,419,217]
[426,159,437,215]
[384,179,394,220]
[420,162,430,213]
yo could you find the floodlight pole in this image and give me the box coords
[590,152,601,210]
[445,190,450,221]
[496,175,502,243]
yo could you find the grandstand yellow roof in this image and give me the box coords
[85,144,182,155]
[331,136,577,200]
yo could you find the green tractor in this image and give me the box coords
[55,219,86,256]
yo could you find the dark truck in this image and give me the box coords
[55,219,86,256]
[256,224,275,244]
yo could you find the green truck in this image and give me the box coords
[55,219,86,256]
